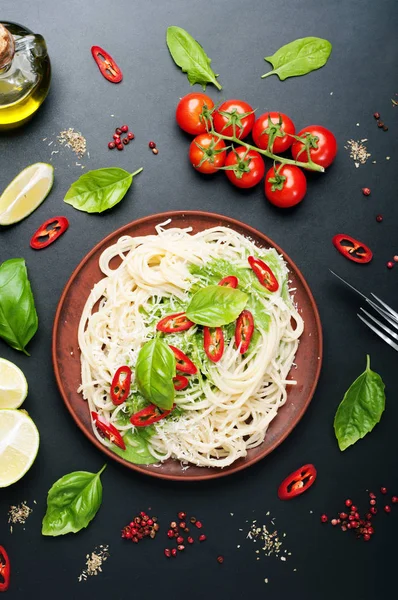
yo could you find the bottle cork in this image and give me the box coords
[0,24,15,69]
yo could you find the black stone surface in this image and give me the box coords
[0,0,397,598]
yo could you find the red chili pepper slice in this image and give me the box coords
[156,312,195,333]
[0,546,10,592]
[218,275,238,288]
[169,345,198,374]
[110,366,132,405]
[91,46,123,83]
[203,326,224,362]
[173,375,189,391]
[235,310,254,354]
[130,403,174,427]
[30,216,69,250]
[277,464,317,500]
[248,256,279,292]
[332,234,373,264]
[91,411,126,450]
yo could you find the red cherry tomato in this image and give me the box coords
[213,99,255,140]
[252,112,295,153]
[189,133,227,174]
[291,125,337,168]
[224,147,265,189]
[176,93,215,135]
[264,164,307,208]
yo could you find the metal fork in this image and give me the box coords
[330,270,398,352]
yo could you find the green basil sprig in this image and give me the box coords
[261,37,332,81]
[135,339,176,411]
[42,465,106,536]
[112,428,159,465]
[166,26,222,91]
[64,167,143,213]
[186,285,248,327]
[334,355,385,451]
[0,258,38,355]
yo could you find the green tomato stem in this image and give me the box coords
[212,131,325,173]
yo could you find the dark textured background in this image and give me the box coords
[1,0,397,598]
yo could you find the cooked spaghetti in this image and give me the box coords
[78,221,303,468]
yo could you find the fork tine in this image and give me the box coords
[358,313,398,352]
[360,308,398,341]
[366,299,398,331]
[371,293,398,323]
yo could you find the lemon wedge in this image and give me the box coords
[0,409,39,487]
[0,358,28,409]
[0,163,54,226]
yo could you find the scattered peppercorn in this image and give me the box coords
[127,131,135,140]
[377,121,384,128]
[384,505,392,513]
[381,487,387,494]
[149,141,156,149]
[190,517,197,524]
[370,499,376,506]
[195,521,203,529]
[363,534,371,541]
[362,187,371,196]
[376,215,383,223]
[176,536,184,544]
[387,261,394,269]
[177,545,185,551]
[217,555,224,564]
[113,133,120,140]
[171,549,177,557]
[122,138,129,145]
[108,142,115,149]
[115,128,122,135]
[121,125,128,133]
[122,511,158,542]
[373,112,380,119]
[187,537,194,544]
[199,534,207,542]
[392,496,398,503]
[164,548,171,558]
[394,257,398,263]
[152,148,159,155]
[383,125,388,131]
[321,514,328,523]
[116,144,123,151]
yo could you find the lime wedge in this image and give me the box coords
[0,163,54,226]
[0,358,28,409]
[0,409,39,487]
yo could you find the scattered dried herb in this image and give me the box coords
[78,545,109,582]
[58,128,87,157]
[8,501,33,532]
[344,139,371,168]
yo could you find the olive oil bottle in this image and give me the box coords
[0,22,51,130]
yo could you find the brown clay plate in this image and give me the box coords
[53,211,322,481]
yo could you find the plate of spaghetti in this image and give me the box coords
[53,211,322,480]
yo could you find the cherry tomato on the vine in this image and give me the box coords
[264,164,307,208]
[224,146,265,189]
[213,99,255,140]
[252,112,295,153]
[189,133,227,174]
[291,125,337,168]
[176,93,215,135]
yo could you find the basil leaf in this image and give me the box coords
[334,355,385,451]
[135,339,176,410]
[186,285,248,327]
[112,428,159,465]
[64,167,142,213]
[166,26,222,91]
[42,465,106,536]
[262,37,332,81]
[0,258,38,355]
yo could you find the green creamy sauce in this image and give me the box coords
[109,253,289,465]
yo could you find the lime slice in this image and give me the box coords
[0,358,28,409]
[0,163,54,226]
[0,409,39,487]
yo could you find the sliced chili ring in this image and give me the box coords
[0,545,10,592]
[235,310,254,354]
[332,234,373,264]
[110,365,132,405]
[130,403,174,427]
[173,375,189,391]
[169,345,198,374]
[248,256,279,292]
[204,326,224,362]
[30,216,69,250]
[91,411,126,450]
[277,464,317,500]
[91,45,123,83]
[156,312,195,333]
[218,275,238,288]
